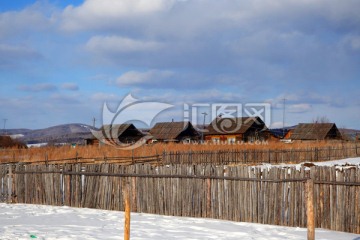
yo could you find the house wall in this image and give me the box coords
[176,126,200,141]
[85,139,100,146]
[204,134,243,143]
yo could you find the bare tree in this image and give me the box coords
[312,116,330,123]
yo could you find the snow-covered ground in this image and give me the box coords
[0,203,359,240]
[259,157,360,171]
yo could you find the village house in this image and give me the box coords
[290,123,342,141]
[85,124,144,145]
[0,135,27,148]
[149,121,200,142]
[204,116,268,143]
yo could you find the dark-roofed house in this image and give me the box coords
[86,124,144,145]
[149,121,200,142]
[290,123,342,141]
[205,116,268,143]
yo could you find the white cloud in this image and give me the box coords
[0,44,41,67]
[287,103,312,113]
[17,83,57,92]
[61,0,175,31]
[86,36,162,53]
[91,92,121,102]
[0,3,52,40]
[116,70,174,86]
[61,83,79,91]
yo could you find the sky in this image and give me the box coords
[0,0,360,130]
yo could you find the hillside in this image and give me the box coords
[0,124,97,145]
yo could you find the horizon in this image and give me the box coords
[1,0,359,130]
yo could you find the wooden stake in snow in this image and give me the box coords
[123,180,131,240]
[306,178,315,240]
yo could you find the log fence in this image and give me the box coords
[0,163,359,234]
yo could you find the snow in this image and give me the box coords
[26,143,48,148]
[9,134,24,139]
[258,157,360,171]
[0,203,359,240]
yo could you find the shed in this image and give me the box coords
[149,121,200,142]
[290,123,342,141]
[205,116,268,143]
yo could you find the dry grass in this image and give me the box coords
[0,140,357,164]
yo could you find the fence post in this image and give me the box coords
[123,180,131,240]
[7,164,12,203]
[206,178,211,218]
[162,150,166,164]
[306,178,315,240]
[131,177,137,212]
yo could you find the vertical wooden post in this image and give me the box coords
[131,177,137,212]
[7,164,12,203]
[206,178,211,218]
[306,178,315,240]
[123,181,131,240]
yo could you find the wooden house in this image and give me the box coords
[290,123,342,141]
[149,121,200,142]
[0,135,27,148]
[204,116,268,143]
[85,124,144,145]
[265,127,295,142]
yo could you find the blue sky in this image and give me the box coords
[1,0,359,130]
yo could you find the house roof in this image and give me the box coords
[89,124,142,140]
[291,123,341,140]
[206,117,267,135]
[149,121,196,140]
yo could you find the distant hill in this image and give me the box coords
[0,124,98,145]
[339,128,360,141]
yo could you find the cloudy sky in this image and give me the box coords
[0,0,359,130]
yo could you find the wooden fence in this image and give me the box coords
[1,163,359,234]
[163,144,360,165]
[1,143,359,165]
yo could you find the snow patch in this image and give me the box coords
[0,203,359,240]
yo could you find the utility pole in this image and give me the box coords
[92,117,96,128]
[3,118,7,135]
[282,98,286,138]
[201,112,208,142]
